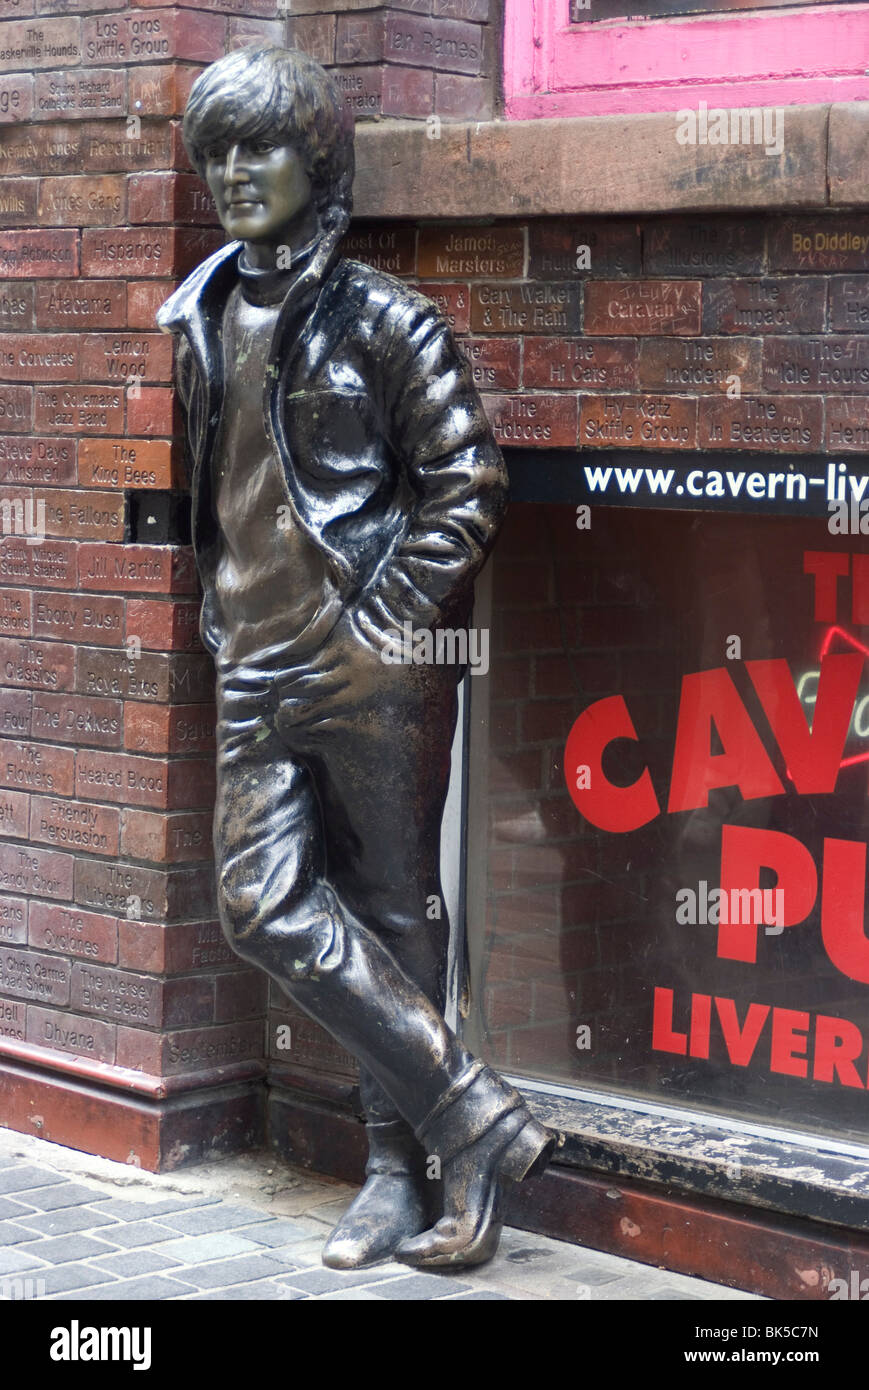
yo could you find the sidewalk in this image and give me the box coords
[0,1129,761,1302]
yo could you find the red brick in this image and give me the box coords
[35,384,124,435]
[528,220,642,279]
[435,72,491,120]
[29,901,118,964]
[524,337,638,391]
[584,281,702,336]
[0,789,29,839]
[31,794,119,856]
[462,338,520,391]
[0,75,33,125]
[0,636,75,692]
[77,543,198,594]
[385,12,483,73]
[81,10,225,67]
[287,14,336,64]
[79,437,173,490]
[27,1004,115,1063]
[75,648,170,703]
[41,488,125,541]
[0,334,79,383]
[0,738,75,798]
[116,1019,263,1077]
[0,386,31,433]
[412,282,469,333]
[826,397,869,451]
[0,588,30,639]
[0,230,77,280]
[215,969,266,1023]
[698,395,822,452]
[125,598,202,653]
[644,218,765,276]
[127,280,174,330]
[33,591,123,646]
[127,63,201,119]
[0,891,27,943]
[79,332,173,385]
[0,178,37,226]
[227,16,284,50]
[33,67,124,120]
[580,394,697,449]
[74,859,215,925]
[419,226,523,279]
[336,11,386,64]
[0,281,34,331]
[127,171,218,226]
[0,537,77,589]
[118,918,231,974]
[120,808,213,864]
[330,65,385,118]
[75,749,214,810]
[0,689,31,739]
[770,218,869,273]
[127,385,179,436]
[0,17,81,71]
[35,280,126,332]
[638,337,761,393]
[482,393,578,448]
[37,174,125,227]
[762,336,869,393]
[31,692,121,748]
[471,283,580,335]
[704,277,826,335]
[0,436,75,487]
[342,224,416,277]
[0,844,73,902]
[125,701,214,754]
[382,65,433,117]
[80,226,221,279]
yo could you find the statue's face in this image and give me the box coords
[204,137,314,246]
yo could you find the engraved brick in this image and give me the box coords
[644,218,765,276]
[79,118,174,173]
[330,64,386,117]
[126,386,178,438]
[762,337,869,393]
[584,281,702,336]
[74,858,215,924]
[125,599,202,652]
[638,337,761,393]
[34,66,124,120]
[829,276,869,332]
[336,10,386,64]
[41,488,125,542]
[385,12,482,73]
[75,648,172,703]
[118,917,230,974]
[0,177,37,226]
[0,230,77,278]
[75,749,214,809]
[35,280,125,331]
[70,961,159,1027]
[0,689,31,739]
[434,0,489,17]
[0,435,75,487]
[0,846,73,903]
[419,226,523,279]
[77,543,198,594]
[0,75,32,125]
[0,588,30,638]
[287,13,336,64]
[0,17,81,71]
[31,794,119,856]
[342,224,416,276]
[529,220,641,279]
[434,73,490,121]
[0,636,74,691]
[0,281,33,331]
[482,394,578,448]
[29,901,117,963]
[0,789,29,838]
[117,1019,263,1076]
[770,218,869,273]
[34,384,123,435]
[825,397,869,452]
[79,437,173,492]
[0,996,23,1036]
[125,701,215,754]
[0,333,79,382]
[268,1004,357,1076]
[523,337,638,391]
[37,174,125,226]
[227,16,284,51]
[703,277,826,335]
[33,591,123,646]
[215,970,266,1023]
[461,337,520,391]
[0,121,79,175]
[471,283,581,335]
[698,395,822,451]
[80,226,171,279]
[127,63,200,120]
[381,64,433,117]
[127,280,174,330]
[0,892,27,943]
[31,692,121,748]
[127,171,218,226]
[580,395,698,449]
[412,281,469,333]
[80,332,173,385]
[120,808,212,864]
[27,1004,115,1062]
[0,537,76,588]
[0,385,31,432]
[82,10,225,67]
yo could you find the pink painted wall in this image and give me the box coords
[504,1,869,119]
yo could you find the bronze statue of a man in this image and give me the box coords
[158,43,554,1270]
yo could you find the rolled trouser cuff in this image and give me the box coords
[414,1062,527,1165]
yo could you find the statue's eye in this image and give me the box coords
[205,144,227,161]
[250,139,276,155]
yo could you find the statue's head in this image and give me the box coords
[183,44,354,250]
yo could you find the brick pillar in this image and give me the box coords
[0,2,287,1171]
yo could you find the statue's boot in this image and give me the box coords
[395,1061,556,1270]
[322,1118,433,1269]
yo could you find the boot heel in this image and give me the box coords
[500,1118,556,1183]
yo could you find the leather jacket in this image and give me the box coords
[157,237,509,655]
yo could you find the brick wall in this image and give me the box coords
[286,0,499,122]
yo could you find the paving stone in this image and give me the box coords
[0,1158,24,1170]
[18,1234,120,1265]
[446,1290,515,1300]
[258,1239,325,1268]
[235,1218,321,1247]
[159,1204,274,1236]
[40,1263,118,1295]
[183,1255,293,1289]
[0,1221,39,1246]
[20,1184,110,1212]
[374,1273,473,1300]
[274,1265,407,1295]
[0,1168,67,1196]
[92,1196,218,1222]
[314,1288,389,1300]
[88,1250,183,1277]
[185,1280,304,1301]
[557,1263,627,1287]
[53,1274,199,1300]
[158,1233,262,1265]
[13,1207,119,1236]
[102,1221,184,1248]
[0,1198,37,1219]
[0,1247,50,1275]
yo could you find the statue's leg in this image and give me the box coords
[214,674,553,1269]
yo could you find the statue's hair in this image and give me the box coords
[183,44,354,226]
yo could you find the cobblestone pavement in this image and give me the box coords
[0,1130,761,1302]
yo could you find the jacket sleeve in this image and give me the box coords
[353,300,509,642]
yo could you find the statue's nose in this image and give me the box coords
[224,145,246,184]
